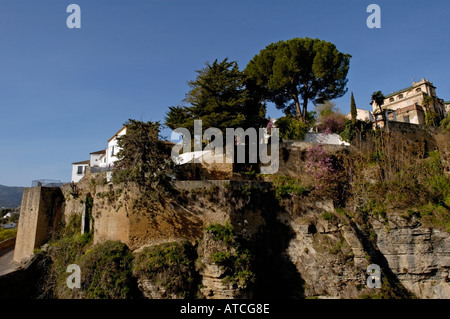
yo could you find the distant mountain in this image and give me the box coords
[0,185,24,208]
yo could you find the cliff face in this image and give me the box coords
[371,215,449,298]
[282,200,370,298]
[58,177,449,299]
[279,201,449,299]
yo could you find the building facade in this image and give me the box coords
[371,78,447,127]
[106,126,127,168]
[71,160,89,183]
[345,108,374,123]
[70,126,127,183]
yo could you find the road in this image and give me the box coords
[0,248,19,276]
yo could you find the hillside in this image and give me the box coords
[0,184,24,208]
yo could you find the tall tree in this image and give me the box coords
[350,92,357,124]
[371,91,386,127]
[112,120,173,193]
[165,58,266,133]
[245,37,351,121]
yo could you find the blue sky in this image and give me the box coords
[0,0,449,186]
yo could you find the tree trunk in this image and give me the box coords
[293,95,302,119]
[302,96,308,122]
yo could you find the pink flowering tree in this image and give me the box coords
[305,127,336,193]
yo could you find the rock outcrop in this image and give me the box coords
[371,214,450,298]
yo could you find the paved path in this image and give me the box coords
[0,248,19,276]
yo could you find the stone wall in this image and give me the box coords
[61,184,85,224]
[387,121,439,151]
[13,187,64,263]
[0,254,47,299]
[0,237,16,253]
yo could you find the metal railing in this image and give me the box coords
[90,166,111,174]
[31,179,63,187]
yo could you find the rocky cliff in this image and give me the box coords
[55,177,449,299]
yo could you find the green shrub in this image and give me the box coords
[321,211,336,222]
[205,222,235,245]
[272,176,311,199]
[276,115,309,140]
[206,223,255,289]
[133,241,199,298]
[80,241,135,299]
[416,203,450,233]
[0,228,17,242]
[39,215,94,298]
[439,115,450,132]
[241,184,252,197]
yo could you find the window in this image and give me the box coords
[398,94,403,99]
[416,88,422,93]
[77,166,83,175]
[111,146,115,156]
[389,97,394,102]
[403,116,410,123]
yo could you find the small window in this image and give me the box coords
[111,146,115,156]
[403,116,410,123]
[398,94,403,99]
[416,88,421,93]
[77,166,83,175]
[389,97,394,102]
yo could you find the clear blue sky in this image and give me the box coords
[1,0,449,186]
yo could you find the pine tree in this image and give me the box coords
[245,37,351,121]
[165,58,265,134]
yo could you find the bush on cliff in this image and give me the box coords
[346,132,450,233]
[206,223,255,290]
[133,241,200,298]
[79,241,136,299]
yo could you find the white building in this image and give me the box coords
[70,126,128,183]
[106,126,127,168]
[71,160,89,183]
[371,78,446,127]
[1,222,17,229]
[345,108,374,123]
[90,149,107,169]
[303,132,350,146]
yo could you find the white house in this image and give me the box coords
[90,149,107,169]
[345,108,374,123]
[1,222,17,229]
[71,160,89,183]
[303,132,350,146]
[106,126,127,168]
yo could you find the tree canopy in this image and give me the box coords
[165,58,266,134]
[244,37,351,121]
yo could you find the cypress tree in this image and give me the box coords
[350,92,357,124]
